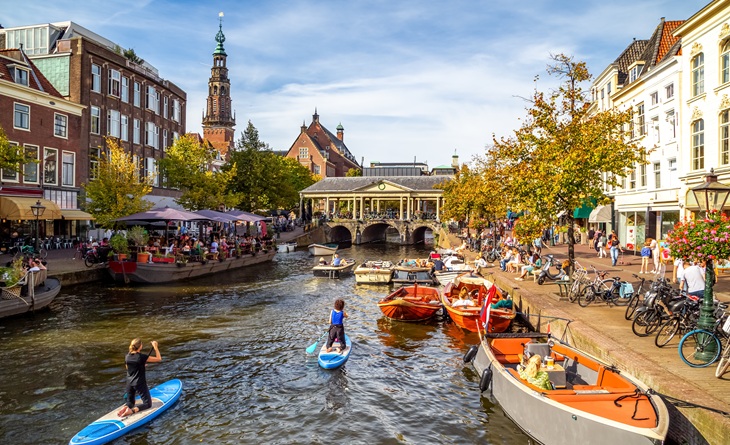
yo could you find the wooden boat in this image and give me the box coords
[469,333,669,445]
[354,260,394,284]
[442,273,515,333]
[276,242,297,253]
[377,283,442,321]
[69,379,183,445]
[312,258,356,278]
[308,243,338,256]
[391,259,436,285]
[318,334,352,369]
[0,274,61,319]
[108,250,276,284]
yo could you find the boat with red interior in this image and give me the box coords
[377,283,442,321]
[441,273,515,333]
[467,332,668,445]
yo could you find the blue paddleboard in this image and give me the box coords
[69,379,182,445]
[318,334,352,369]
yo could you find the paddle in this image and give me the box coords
[305,329,329,354]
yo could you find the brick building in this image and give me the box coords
[0,48,84,246]
[284,110,360,178]
[1,21,187,215]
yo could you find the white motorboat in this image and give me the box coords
[354,260,395,284]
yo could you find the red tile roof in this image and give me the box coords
[0,48,63,98]
[656,20,684,64]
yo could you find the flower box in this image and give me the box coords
[152,257,175,263]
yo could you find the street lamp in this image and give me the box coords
[691,168,730,359]
[30,200,46,252]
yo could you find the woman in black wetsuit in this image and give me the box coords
[117,338,162,417]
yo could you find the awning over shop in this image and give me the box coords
[573,197,598,219]
[589,205,612,223]
[61,209,95,221]
[0,197,62,220]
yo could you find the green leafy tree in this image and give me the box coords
[83,138,153,228]
[0,125,35,174]
[123,48,144,65]
[491,54,643,264]
[157,134,241,210]
[346,167,362,177]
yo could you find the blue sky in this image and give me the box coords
[4,0,706,168]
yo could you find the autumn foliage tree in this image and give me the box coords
[491,54,644,265]
[0,125,35,174]
[83,138,153,228]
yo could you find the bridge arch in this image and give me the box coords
[328,225,353,244]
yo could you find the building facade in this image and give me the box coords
[284,110,360,178]
[0,47,85,245]
[202,16,236,156]
[1,21,187,212]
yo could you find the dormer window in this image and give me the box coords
[629,63,644,82]
[8,65,29,86]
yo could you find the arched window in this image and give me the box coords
[722,41,730,84]
[213,86,218,95]
[692,53,704,97]
[221,86,226,96]
[691,119,705,170]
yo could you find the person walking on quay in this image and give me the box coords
[588,228,595,249]
[597,232,607,258]
[649,238,660,273]
[117,338,162,418]
[639,241,652,274]
[681,261,706,299]
[609,234,623,267]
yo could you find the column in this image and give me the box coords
[325,197,330,218]
[400,197,404,220]
[436,197,440,220]
[376,199,380,213]
[359,197,364,220]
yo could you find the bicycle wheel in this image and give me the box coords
[84,255,95,268]
[624,293,641,320]
[655,317,679,348]
[596,279,617,306]
[645,311,666,336]
[679,329,722,368]
[632,311,653,337]
[716,343,730,378]
[577,286,596,307]
[37,248,48,259]
[568,281,583,303]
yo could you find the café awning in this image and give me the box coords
[0,197,62,220]
[589,205,612,223]
[61,209,95,221]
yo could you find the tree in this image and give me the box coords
[83,138,153,228]
[123,48,144,65]
[346,167,362,177]
[491,54,643,265]
[157,134,242,210]
[226,121,316,212]
[0,125,35,174]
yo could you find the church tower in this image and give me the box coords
[202,12,236,156]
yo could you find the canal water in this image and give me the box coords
[0,244,530,444]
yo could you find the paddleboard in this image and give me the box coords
[318,334,352,369]
[69,379,183,445]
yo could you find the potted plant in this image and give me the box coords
[127,226,150,263]
[175,254,188,267]
[109,233,129,260]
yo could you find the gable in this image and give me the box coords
[354,180,412,193]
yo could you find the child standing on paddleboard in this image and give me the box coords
[118,338,162,417]
[325,298,348,353]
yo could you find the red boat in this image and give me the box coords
[377,283,442,321]
[442,273,515,333]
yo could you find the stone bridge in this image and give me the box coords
[322,219,441,245]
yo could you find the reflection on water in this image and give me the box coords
[0,244,529,444]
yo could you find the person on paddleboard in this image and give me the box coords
[117,338,162,417]
[325,298,348,353]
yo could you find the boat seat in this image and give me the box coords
[505,368,576,395]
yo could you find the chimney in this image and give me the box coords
[336,123,344,141]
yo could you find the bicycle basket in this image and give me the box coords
[619,282,634,298]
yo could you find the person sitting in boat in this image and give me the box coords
[332,253,342,267]
[432,257,445,272]
[452,287,475,308]
[518,354,552,391]
[318,257,328,266]
[474,256,488,274]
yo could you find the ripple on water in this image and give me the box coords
[0,245,530,444]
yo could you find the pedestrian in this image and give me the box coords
[672,257,685,285]
[588,228,595,249]
[649,238,660,273]
[325,298,348,353]
[609,235,622,266]
[597,233,607,258]
[594,230,602,252]
[117,338,162,418]
[639,241,651,274]
[681,262,706,298]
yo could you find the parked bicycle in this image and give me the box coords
[577,266,631,307]
[567,260,589,303]
[715,312,730,378]
[677,307,729,368]
[654,295,701,348]
[624,274,649,320]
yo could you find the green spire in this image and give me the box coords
[214,12,227,56]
